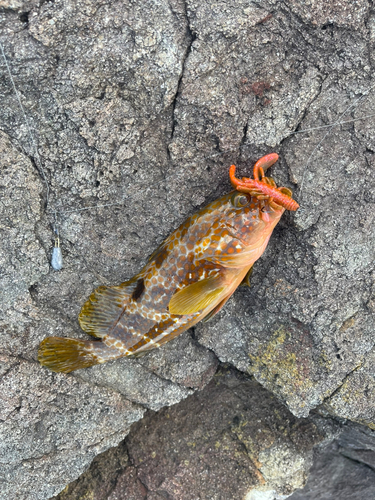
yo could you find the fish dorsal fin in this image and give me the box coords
[168,274,226,315]
[78,279,138,338]
[147,240,169,265]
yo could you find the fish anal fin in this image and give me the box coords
[168,275,225,315]
[202,294,232,323]
[78,279,138,338]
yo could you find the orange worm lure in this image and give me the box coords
[229,153,299,212]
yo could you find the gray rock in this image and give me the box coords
[289,423,375,500]
[53,369,331,500]
[0,355,144,500]
[193,1,375,418]
[322,350,375,429]
[0,0,374,498]
[0,1,216,497]
[74,333,218,411]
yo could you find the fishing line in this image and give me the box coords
[297,84,375,202]
[0,42,50,203]
[0,40,62,270]
[288,113,375,135]
[2,36,374,269]
[188,112,375,162]
[52,106,375,216]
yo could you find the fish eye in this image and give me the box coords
[231,192,250,208]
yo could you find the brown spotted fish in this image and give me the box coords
[38,154,299,373]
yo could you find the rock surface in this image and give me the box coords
[289,423,375,500]
[0,0,374,498]
[191,0,375,419]
[0,355,144,500]
[54,369,333,500]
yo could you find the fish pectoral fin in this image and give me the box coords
[168,275,226,315]
[78,278,139,338]
[240,265,253,287]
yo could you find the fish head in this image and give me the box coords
[183,190,285,269]
[228,189,285,223]
[217,190,285,247]
[181,189,286,269]
[163,158,297,269]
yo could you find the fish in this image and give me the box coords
[38,153,299,373]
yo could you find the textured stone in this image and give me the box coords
[52,442,132,500]
[54,369,328,500]
[289,423,375,500]
[0,1,216,498]
[0,356,144,500]
[193,0,375,418]
[322,350,375,429]
[0,0,375,498]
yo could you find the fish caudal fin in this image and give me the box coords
[38,337,103,373]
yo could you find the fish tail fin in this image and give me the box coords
[38,336,109,373]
